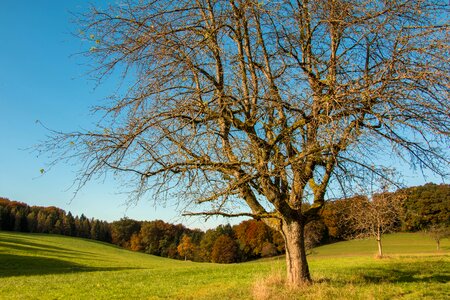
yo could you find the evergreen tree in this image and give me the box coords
[63,212,76,236]
[27,211,38,233]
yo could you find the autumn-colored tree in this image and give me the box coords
[129,233,144,251]
[177,235,196,261]
[130,220,193,258]
[234,220,272,258]
[166,244,180,259]
[111,218,141,248]
[321,198,356,241]
[211,235,239,264]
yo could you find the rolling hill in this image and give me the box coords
[0,231,448,299]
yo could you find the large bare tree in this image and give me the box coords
[41,0,449,285]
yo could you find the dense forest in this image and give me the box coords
[0,198,111,241]
[1,183,448,263]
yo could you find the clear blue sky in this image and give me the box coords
[0,0,205,228]
[0,1,445,229]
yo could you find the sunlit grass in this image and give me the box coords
[309,232,449,257]
[0,231,448,299]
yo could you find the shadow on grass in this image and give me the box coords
[0,253,142,278]
[0,242,99,261]
[0,235,100,257]
[352,260,450,284]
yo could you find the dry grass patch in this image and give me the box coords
[252,269,316,300]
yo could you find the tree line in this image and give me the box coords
[112,218,285,263]
[0,197,112,242]
[1,183,448,262]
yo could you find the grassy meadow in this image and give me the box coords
[0,231,448,299]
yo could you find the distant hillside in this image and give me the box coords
[1,182,448,264]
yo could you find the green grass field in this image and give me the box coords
[0,231,448,299]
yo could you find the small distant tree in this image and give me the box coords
[425,224,450,251]
[347,191,405,258]
[177,235,196,261]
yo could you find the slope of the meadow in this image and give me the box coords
[0,231,448,299]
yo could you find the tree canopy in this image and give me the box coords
[41,0,450,285]
[401,183,450,231]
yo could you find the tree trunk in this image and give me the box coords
[282,219,311,285]
[376,225,383,258]
[377,238,383,258]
